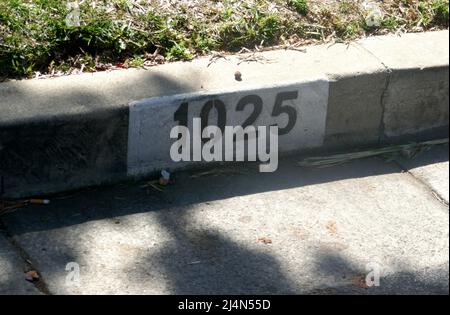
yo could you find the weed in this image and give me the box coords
[289,0,308,15]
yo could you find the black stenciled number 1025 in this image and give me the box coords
[173,91,299,136]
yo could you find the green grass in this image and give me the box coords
[289,0,308,15]
[412,0,449,27]
[218,5,284,49]
[381,16,400,30]
[0,0,448,79]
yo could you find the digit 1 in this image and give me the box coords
[174,102,188,127]
[174,102,189,153]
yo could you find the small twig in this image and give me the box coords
[141,180,165,192]
[207,52,228,67]
[0,42,15,49]
[252,42,307,53]
[148,183,163,192]
[0,200,27,216]
[237,47,253,54]
[187,260,202,265]
[285,46,307,52]
[237,52,274,65]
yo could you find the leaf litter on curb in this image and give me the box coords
[189,168,252,178]
[298,138,448,168]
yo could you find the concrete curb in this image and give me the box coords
[1,31,448,198]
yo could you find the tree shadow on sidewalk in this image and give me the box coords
[124,207,296,294]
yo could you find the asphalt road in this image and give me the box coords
[0,145,448,295]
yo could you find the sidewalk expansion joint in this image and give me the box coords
[0,219,52,295]
[394,161,449,209]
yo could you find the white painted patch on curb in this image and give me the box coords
[127,79,329,176]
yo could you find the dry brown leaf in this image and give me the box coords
[352,274,369,289]
[258,237,273,244]
[24,270,40,282]
[325,221,338,235]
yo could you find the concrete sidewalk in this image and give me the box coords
[0,145,447,295]
[1,30,448,198]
